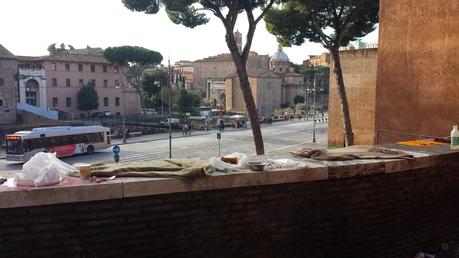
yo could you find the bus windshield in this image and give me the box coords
[6,139,22,154]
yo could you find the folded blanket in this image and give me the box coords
[89,159,213,179]
[290,146,414,161]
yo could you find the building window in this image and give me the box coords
[0,77,3,86]
[79,79,84,87]
[103,65,107,73]
[115,97,120,107]
[52,78,57,87]
[91,79,96,87]
[51,63,56,70]
[66,97,71,107]
[66,79,71,87]
[114,66,119,73]
[0,100,3,106]
[103,80,108,88]
[104,97,109,107]
[65,63,70,71]
[115,80,120,87]
[52,97,58,107]
[91,64,95,72]
[78,64,83,72]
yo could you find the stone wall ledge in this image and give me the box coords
[1,144,458,209]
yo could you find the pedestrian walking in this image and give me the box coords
[182,124,189,135]
[219,119,225,131]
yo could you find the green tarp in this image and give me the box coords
[89,159,213,179]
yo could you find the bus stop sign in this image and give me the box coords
[112,145,120,154]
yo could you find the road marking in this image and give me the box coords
[250,136,327,156]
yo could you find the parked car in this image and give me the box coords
[160,118,180,127]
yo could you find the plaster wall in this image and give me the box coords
[43,61,140,118]
[328,49,378,146]
[0,58,17,125]
[375,0,459,143]
[226,76,281,115]
[193,55,269,94]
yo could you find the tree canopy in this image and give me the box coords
[122,0,280,155]
[265,0,379,146]
[104,46,162,67]
[265,0,379,50]
[141,68,168,97]
[104,46,163,116]
[77,84,99,113]
[174,87,201,113]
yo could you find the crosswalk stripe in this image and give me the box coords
[114,152,161,163]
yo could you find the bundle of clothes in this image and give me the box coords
[290,145,414,161]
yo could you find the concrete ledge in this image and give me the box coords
[0,144,458,209]
[0,144,459,257]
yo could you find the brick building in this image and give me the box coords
[16,44,140,120]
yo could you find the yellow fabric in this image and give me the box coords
[397,140,444,147]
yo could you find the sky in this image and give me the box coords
[0,0,378,65]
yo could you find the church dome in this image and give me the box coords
[270,45,289,63]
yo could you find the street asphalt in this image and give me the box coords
[0,119,328,173]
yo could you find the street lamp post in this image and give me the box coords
[304,87,307,121]
[168,58,172,159]
[155,80,163,117]
[121,81,127,144]
[312,74,318,143]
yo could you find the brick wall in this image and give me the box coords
[1,159,459,257]
[376,0,459,143]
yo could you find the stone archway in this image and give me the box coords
[219,93,226,107]
[25,79,39,106]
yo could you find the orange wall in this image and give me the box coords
[375,0,459,143]
[328,49,378,146]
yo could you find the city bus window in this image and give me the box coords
[62,135,72,145]
[6,140,22,154]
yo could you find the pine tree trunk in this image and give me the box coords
[330,47,354,146]
[236,67,265,155]
[226,37,265,155]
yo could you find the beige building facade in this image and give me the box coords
[193,52,270,96]
[303,53,330,67]
[226,71,281,115]
[173,60,194,90]
[270,46,309,107]
[225,45,309,115]
[0,44,18,125]
[328,48,378,146]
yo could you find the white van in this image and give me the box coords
[160,118,180,127]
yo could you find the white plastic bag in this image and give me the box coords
[209,152,249,171]
[265,159,307,170]
[18,152,78,187]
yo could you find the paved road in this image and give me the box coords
[0,120,328,173]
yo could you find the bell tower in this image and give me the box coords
[234,30,242,52]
